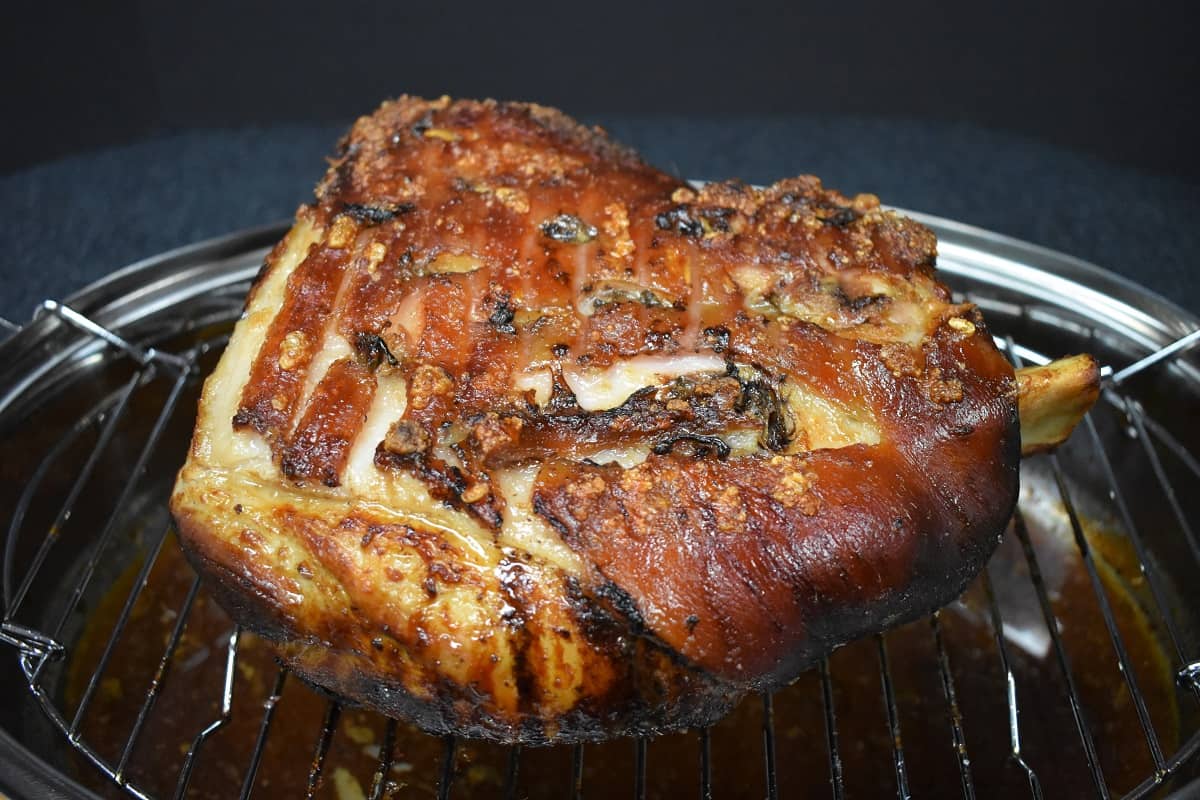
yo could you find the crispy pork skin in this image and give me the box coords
[171,96,1089,742]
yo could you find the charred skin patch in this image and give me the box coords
[486,293,517,334]
[340,201,416,225]
[651,433,731,459]
[541,213,597,244]
[353,331,399,371]
[732,368,794,452]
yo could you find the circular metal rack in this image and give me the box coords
[0,214,1197,799]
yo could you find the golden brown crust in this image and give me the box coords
[171,478,734,742]
[534,323,1019,682]
[171,95,1032,742]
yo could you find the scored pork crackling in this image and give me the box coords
[171,96,1099,744]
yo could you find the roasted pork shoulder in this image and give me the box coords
[170,96,1099,743]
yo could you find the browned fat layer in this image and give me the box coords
[374,442,506,530]
[466,376,763,468]
[235,247,351,439]
[280,358,377,487]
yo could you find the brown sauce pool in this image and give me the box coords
[64,478,1184,799]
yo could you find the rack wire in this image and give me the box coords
[1,297,1198,800]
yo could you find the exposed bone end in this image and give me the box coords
[1017,354,1101,456]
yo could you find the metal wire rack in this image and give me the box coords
[0,219,1199,799]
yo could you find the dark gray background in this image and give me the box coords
[1,1,1198,321]
[5,1,1200,181]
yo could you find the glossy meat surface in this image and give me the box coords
[171,96,1023,742]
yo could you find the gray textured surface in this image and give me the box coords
[1,115,1197,325]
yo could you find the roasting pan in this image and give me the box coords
[0,210,1198,799]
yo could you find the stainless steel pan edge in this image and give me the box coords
[903,208,1199,354]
